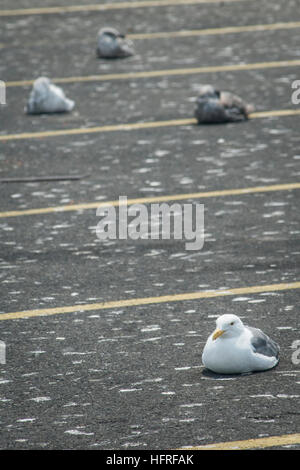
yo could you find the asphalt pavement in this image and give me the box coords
[0,0,299,450]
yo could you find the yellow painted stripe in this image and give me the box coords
[1,182,300,218]
[250,109,300,119]
[2,22,300,54]
[0,118,195,141]
[6,60,300,88]
[1,281,300,321]
[180,433,300,450]
[0,0,245,17]
[0,109,299,143]
[129,21,300,39]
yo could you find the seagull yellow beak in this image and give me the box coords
[212,328,225,340]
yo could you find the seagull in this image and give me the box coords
[194,85,254,124]
[202,314,280,374]
[96,27,134,58]
[25,77,75,114]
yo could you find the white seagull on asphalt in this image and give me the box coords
[96,27,134,58]
[202,314,280,374]
[25,77,75,114]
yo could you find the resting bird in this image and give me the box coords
[194,85,254,124]
[202,314,280,374]
[25,77,75,114]
[96,27,134,58]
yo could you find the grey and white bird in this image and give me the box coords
[202,314,280,374]
[25,77,75,114]
[96,27,134,58]
[194,85,254,124]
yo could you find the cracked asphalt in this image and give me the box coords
[0,0,299,450]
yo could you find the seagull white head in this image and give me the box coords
[212,314,244,340]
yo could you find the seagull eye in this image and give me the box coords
[230,321,234,325]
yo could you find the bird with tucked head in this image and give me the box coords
[195,85,254,124]
[96,27,134,58]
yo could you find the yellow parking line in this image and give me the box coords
[6,59,300,88]
[0,118,195,141]
[129,21,300,39]
[250,109,300,119]
[180,433,300,450]
[0,109,299,143]
[0,0,245,17]
[1,281,300,321]
[1,182,300,218]
[2,22,300,54]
